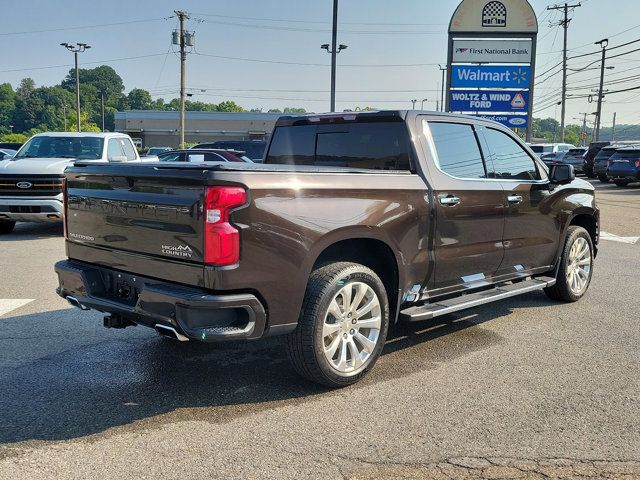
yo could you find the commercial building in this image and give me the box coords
[114,110,283,148]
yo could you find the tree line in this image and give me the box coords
[0,65,307,143]
[0,64,636,145]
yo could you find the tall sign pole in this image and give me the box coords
[446,1,538,139]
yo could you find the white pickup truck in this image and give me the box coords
[0,132,149,234]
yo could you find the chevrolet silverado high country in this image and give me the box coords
[0,132,146,234]
[55,111,599,387]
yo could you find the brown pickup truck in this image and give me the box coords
[55,111,599,387]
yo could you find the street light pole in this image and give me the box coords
[100,91,105,132]
[438,65,447,112]
[411,99,417,110]
[61,42,90,132]
[421,98,428,110]
[321,0,346,112]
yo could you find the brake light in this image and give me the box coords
[636,160,640,168]
[204,186,246,265]
[62,177,68,239]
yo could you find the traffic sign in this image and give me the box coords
[451,65,531,88]
[449,90,529,112]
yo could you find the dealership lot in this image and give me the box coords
[0,180,638,480]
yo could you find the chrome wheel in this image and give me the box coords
[322,281,381,374]
[566,236,591,295]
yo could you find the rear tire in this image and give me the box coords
[597,174,610,183]
[544,226,594,302]
[286,262,389,388]
[614,179,630,187]
[0,220,16,234]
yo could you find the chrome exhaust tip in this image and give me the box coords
[67,295,90,311]
[155,324,189,342]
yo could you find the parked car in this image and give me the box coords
[145,147,172,156]
[56,111,598,387]
[529,142,575,158]
[540,151,568,165]
[0,148,17,160]
[0,132,149,234]
[0,142,24,151]
[593,145,623,182]
[558,147,587,173]
[193,140,267,162]
[583,141,611,178]
[606,145,640,187]
[157,149,250,163]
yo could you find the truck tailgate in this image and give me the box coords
[65,163,208,267]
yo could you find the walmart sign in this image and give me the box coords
[451,65,531,88]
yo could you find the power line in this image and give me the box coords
[0,53,167,73]
[190,11,445,26]
[0,18,167,36]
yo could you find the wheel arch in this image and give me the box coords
[306,229,404,323]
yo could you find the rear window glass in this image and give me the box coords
[610,150,640,159]
[265,122,412,171]
[595,148,618,160]
[567,149,585,155]
[530,145,553,153]
[428,122,486,179]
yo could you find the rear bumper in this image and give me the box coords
[0,196,63,222]
[55,259,267,342]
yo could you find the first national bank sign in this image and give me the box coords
[445,0,538,139]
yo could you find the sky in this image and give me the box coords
[1,0,640,129]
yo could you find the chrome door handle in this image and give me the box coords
[507,194,523,204]
[439,195,461,206]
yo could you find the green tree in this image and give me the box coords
[267,108,282,113]
[283,107,306,114]
[0,84,16,134]
[0,132,28,143]
[127,88,153,110]
[216,100,244,112]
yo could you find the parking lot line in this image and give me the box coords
[599,231,640,245]
[0,299,34,318]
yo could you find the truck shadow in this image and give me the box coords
[0,292,555,444]
[0,222,63,240]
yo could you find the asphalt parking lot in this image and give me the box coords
[0,180,638,480]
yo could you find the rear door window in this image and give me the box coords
[107,139,124,160]
[120,138,137,161]
[427,122,486,179]
[265,122,412,171]
[482,128,541,180]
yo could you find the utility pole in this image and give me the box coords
[438,65,447,112]
[579,112,588,146]
[612,112,617,141]
[547,3,581,142]
[175,10,189,148]
[60,42,91,132]
[100,91,105,132]
[63,104,67,132]
[594,38,608,141]
[320,0,346,112]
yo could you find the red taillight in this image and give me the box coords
[62,177,69,239]
[636,160,640,168]
[204,186,246,265]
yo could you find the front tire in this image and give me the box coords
[545,226,594,302]
[614,179,630,187]
[598,174,610,183]
[0,220,16,234]
[286,262,389,388]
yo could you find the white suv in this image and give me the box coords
[0,132,148,234]
[528,142,576,158]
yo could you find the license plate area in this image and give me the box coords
[99,270,144,306]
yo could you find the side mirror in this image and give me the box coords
[550,163,575,185]
[109,155,128,163]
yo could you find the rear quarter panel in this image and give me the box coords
[207,170,430,331]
